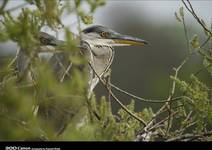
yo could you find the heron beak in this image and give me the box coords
[112,34,148,46]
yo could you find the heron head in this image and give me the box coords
[82,25,148,47]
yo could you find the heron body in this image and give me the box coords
[81,37,114,97]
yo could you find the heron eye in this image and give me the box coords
[101,32,108,38]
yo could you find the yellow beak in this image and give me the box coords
[113,34,148,46]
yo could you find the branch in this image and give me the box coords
[181,6,190,54]
[167,130,212,141]
[182,0,212,36]
[136,111,179,141]
[165,57,187,134]
[142,57,188,135]
[60,62,72,82]
[7,47,19,68]
[110,83,187,103]
[88,62,147,126]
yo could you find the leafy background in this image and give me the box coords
[0,0,211,141]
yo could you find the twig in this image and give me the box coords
[178,111,193,135]
[7,48,19,68]
[105,72,112,111]
[142,57,188,135]
[167,130,212,141]
[165,58,187,134]
[182,62,212,99]
[88,62,147,126]
[182,0,212,36]
[181,6,190,54]
[137,111,179,141]
[60,62,72,82]
[110,83,185,103]
[179,122,197,136]
[200,36,211,48]
[54,55,71,79]
[149,111,179,132]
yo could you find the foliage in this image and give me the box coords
[0,0,211,141]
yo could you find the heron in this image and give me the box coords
[80,25,148,98]
[16,25,148,136]
[32,25,148,96]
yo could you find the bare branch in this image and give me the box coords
[182,0,212,36]
[181,8,190,54]
[88,62,147,126]
[110,83,186,103]
[60,62,72,82]
[167,130,212,141]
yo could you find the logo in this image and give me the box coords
[5,146,18,150]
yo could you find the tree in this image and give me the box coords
[0,0,211,141]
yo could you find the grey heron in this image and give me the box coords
[33,25,148,97]
[16,25,148,135]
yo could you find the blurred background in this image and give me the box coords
[0,0,211,112]
[94,0,212,112]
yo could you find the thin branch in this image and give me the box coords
[142,57,188,135]
[137,111,179,141]
[54,55,71,78]
[110,83,186,103]
[181,7,190,54]
[105,71,112,111]
[198,49,212,61]
[167,130,212,141]
[60,62,72,82]
[7,48,19,68]
[149,111,179,132]
[182,0,212,36]
[179,111,193,133]
[182,63,212,98]
[200,36,211,48]
[88,62,147,126]
[165,58,187,134]
[181,121,197,134]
